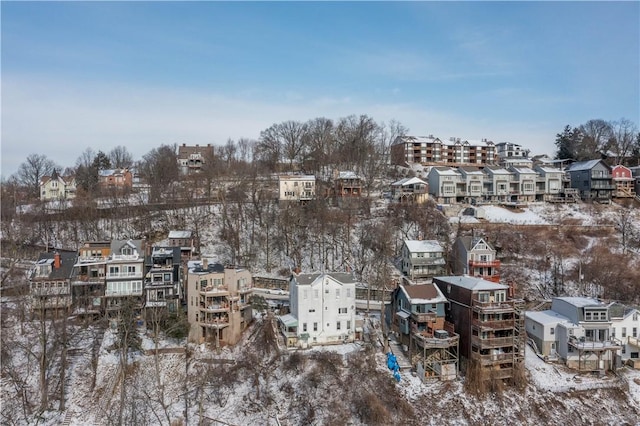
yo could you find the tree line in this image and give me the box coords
[555,118,640,165]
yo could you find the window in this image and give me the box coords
[303,323,307,332]
[585,312,592,321]
[612,328,616,338]
[550,327,555,335]
[164,273,172,282]
[347,321,351,330]
[478,292,489,303]
[622,327,627,338]
[309,309,315,313]
[336,289,340,298]
[313,322,318,331]
[346,288,351,298]
[634,328,638,338]
[337,322,341,330]
[338,308,347,314]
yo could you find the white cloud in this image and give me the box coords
[1,74,558,178]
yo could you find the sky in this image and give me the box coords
[2,1,639,178]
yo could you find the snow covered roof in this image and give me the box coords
[434,276,509,291]
[278,314,298,327]
[525,310,571,326]
[553,297,605,308]
[458,166,483,175]
[337,171,360,180]
[395,135,494,147]
[484,166,511,174]
[431,167,460,176]
[169,230,192,239]
[535,166,564,173]
[279,174,316,181]
[404,240,443,253]
[391,177,427,187]
[510,167,536,174]
[566,160,607,172]
[293,272,356,286]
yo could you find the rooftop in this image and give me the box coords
[434,276,509,291]
[404,240,444,253]
[525,310,571,326]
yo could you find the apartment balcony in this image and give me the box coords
[238,287,253,294]
[472,300,516,313]
[568,336,621,351]
[411,311,437,323]
[200,286,230,296]
[412,331,459,349]
[72,275,106,285]
[31,287,71,296]
[473,352,517,367]
[472,318,514,330]
[200,303,229,313]
[471,335,515,349]
[145,300,167,308]
[469,260,500,269]
[470,273,501,283]
[107,272,143,279]
[201,318,230,328]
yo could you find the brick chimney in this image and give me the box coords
[54,251,61,269]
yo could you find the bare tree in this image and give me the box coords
[579,119,612,158]
[108,145,134,169]
[15,154,58,200]
[609,118,638,165]
[138,144,179,203]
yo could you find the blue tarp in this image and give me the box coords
[386,352,401,382]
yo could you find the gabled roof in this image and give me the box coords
[400,283,447,305]
[553,296,606,308]
[566,159,609,172]
[458,166,484,175]
[434,276,509,291]
[292,272,356,286]
[404,240,444,253]
[430,167,460,176]
[483,166,511,175]
[110,239,143,256]
[31,251,77,280]
[391,177,427,187]
[525,310,571,326]
[456,236,496,252]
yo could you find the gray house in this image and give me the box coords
[565,160,614,202]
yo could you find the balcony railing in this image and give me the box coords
[200,303,230,313]
[469,260,500,268]
[471,335,515,348]
[473,352,517,366]
[472,300,516,312]
[107,272,142,279]
[628,336,640,348]
[568,337,621,351]
[411,312,437,323]
[201,318,229,328]
[412,332,459,348]
[472,318,514,330]
[200,286,230,294]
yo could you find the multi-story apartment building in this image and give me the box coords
[105,239,147,315]
[390,282,459,381]
[400,240,446,280]
[525,297,621,371]
[451,235,500,283]
[495,142,530,166]
[509,166,538,203]
[391,135,496,167]
[334,171,363,198]
[278,174,316,202]
[186,260,253,347]
[30,251,77,315]
[144,246,182,314]
[286,272,356,348]
[71,241,111,317]
[458,167,485,202]
[433,276,525,380]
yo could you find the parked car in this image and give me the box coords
[268,288,286,295]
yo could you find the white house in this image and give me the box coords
[278,175,316,202]
[390,177,429,203]
[40,169,77,201]
[525,297,621,371]
[287,272,356,347]
[105,239,146,315]
[610,303,640,362]
[427,166,463,203]
[401,240,446,280]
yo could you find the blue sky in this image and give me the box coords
[2,1,639,177]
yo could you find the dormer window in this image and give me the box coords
[121,247,132,256]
